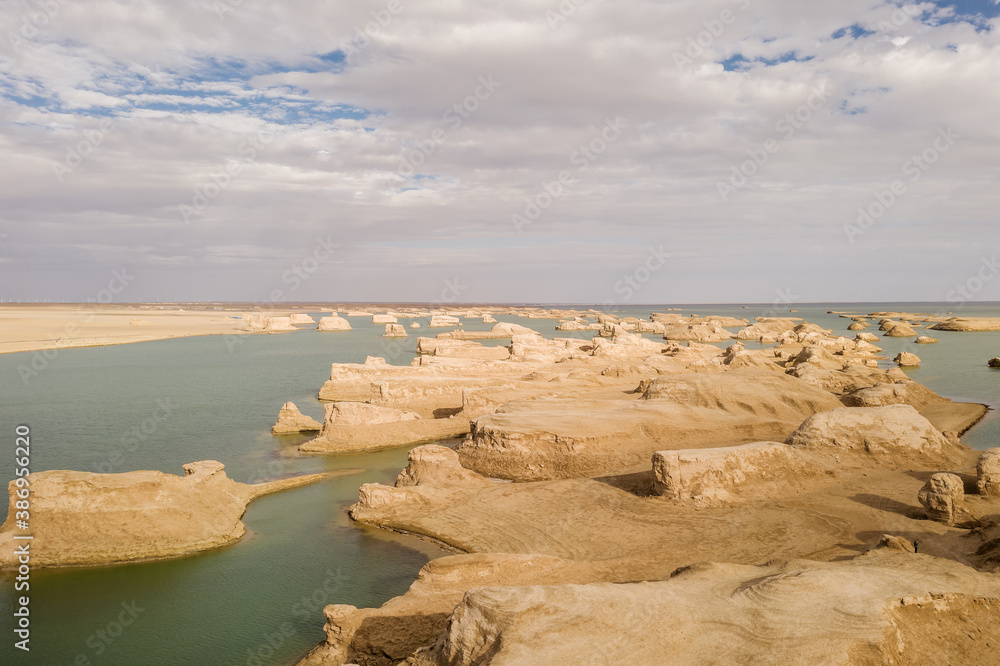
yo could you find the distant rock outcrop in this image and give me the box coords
[289,313,315,325]
[383,323,407,337]
[372,314,397,324]
[736,318,798,341]
[272,401,322,434]
[662,324,734,343]
[317,316,352,331]
[931,318,1000,332]
[914,336,938,344]
[884,323,918,337]
[247,314,296,332]
[491,322,538,336]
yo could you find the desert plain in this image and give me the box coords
[3,304,1000,665]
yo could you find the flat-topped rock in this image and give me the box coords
[642,369,841,414]
[323,402,421,427]
[785,405,963,464]
[736,320,797,341]
[490,322,538,336]
[299,401,473,454]
[247,314,296,332]
[662,324,735,342]
[317,316,352,331]
[651,442,820,504]
[931,318,1000,332]
[458,371,841,481]
[383,323,407,337]
[416,337,510,360]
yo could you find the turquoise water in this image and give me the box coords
[0,304,997,665]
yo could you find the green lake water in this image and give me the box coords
[0,304,997,664]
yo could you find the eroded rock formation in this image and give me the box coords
[272,401,322,434]
[0,462,334,568]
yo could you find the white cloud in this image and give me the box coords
[0,0,998,302]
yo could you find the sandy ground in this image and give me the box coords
[0,304,264,354]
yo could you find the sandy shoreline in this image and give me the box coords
[0,303,601,355]
[0,304,260,355]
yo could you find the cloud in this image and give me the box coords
[0,0,998,303]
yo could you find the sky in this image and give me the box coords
[0,0,998,305]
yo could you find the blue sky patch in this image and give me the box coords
[721,51,814,71]
[1,49,367,125]
[832,24,876,39]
